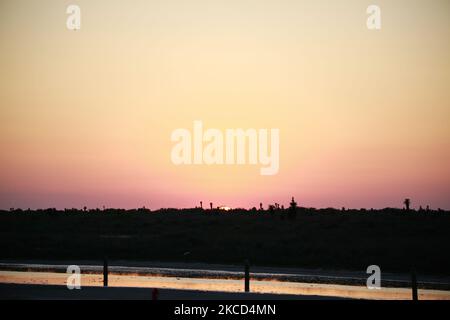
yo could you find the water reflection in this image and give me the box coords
[0,271,449,300]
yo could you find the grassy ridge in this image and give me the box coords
[0,208,449,275]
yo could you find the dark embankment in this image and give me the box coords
[0,208,449,275]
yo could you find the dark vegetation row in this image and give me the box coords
[0,205,449,276]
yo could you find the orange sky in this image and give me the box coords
[1,0,449,209]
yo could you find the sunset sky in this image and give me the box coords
[1,0,449,210]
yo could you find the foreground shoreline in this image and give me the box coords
[1,260,450,290]
[1,261,449,300]
[0,283,320,300]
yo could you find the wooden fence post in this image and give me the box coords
[411,269,418,301]
[103,257,108,287]
[244,259,250,293]
[152,288,159,300]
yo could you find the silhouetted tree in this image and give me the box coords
[210,202,213,210]
[259,203,263,211]
[200,201,203,209]
[288,197,298,219]
[404,198,411,211]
